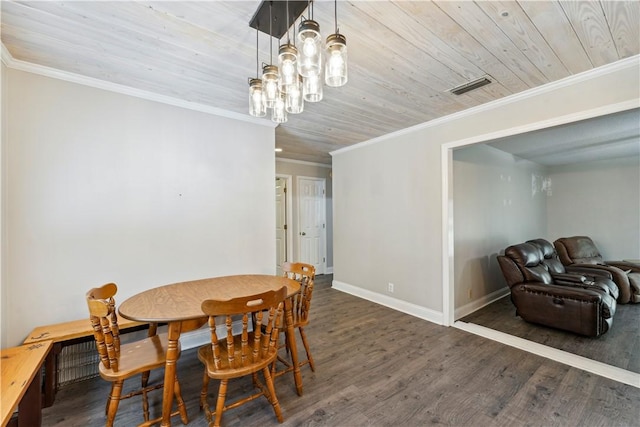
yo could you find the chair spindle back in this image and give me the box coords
[201,287,286,371]
[86,283,121,371]
[282,262,315,325]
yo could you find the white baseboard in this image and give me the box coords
[454,321,640,388]
[179,327,210,350]
[332,280,444,325]
[179,321,249,351]
[324,266,334,274]
[454,287,511,320]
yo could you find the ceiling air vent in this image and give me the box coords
[449,76,492,95]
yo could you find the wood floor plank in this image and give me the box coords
[460,295,639,372]
[42,275,640,426]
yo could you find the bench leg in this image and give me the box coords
[42,342,61,408]
[19,364,43,426]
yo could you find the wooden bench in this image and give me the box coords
[22,315,149,408]
[1,340,53,427]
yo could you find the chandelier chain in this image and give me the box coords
[269,1,273,64]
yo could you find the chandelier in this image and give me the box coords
[248,0,348,122]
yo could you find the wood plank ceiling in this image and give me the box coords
[2,1,638,165]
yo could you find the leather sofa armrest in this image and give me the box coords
[605,261,640,273]
[554,280,611,296]
[551,273,590,284]
[516,283,614,319]
[516,282,603,302]
[565,266,613,280]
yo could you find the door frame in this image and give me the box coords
[296,176,327,274]
[276,174,294,270]
[440,100,638,327]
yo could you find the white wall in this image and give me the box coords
[332,57,640,324]
[3,69,276,347]
[452,145,547,313]
[548,157,640,259]
[333,130,442,314]
[1,62,7,348]
[275,159,333,270]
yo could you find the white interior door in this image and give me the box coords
[275,177,287,276]
[298,177,326,274]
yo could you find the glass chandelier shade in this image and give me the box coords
[278,44,298,93]
[297,20,322,77]
[247,0,347,122]
[262,64,279,109]
[303,73,323,102]
[325,33,347,87]
[286,75,304,114]
[248,78,266,117]
[271,91,288,123]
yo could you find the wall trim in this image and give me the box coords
[179,327,210,351]
[179,320,251,351]
[454,321,640,388]
[332,280,444,325]
[0,43,12,67]
[276,158,332,168]
[331,55,640,157]
[276,174,294,268]
[1,42,275,128]
[454,287,510,320]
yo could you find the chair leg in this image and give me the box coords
[141,371,151,421]
[298,326,315,371]
[106,381,123,427]
[200,371,210,413]
[262,367,283,422]
[173,377,189,425]
[104,386,111,417]
[213,379,228,427]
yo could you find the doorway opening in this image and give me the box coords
[276,175,293,276]
[297,176,327,274]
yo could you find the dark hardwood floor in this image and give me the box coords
[43,275,640,426]
[460,295,640,373]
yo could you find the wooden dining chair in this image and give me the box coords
[197,287,287,427]
[273,262,316,376]
[86,283,188,427]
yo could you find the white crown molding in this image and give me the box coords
[331,54,640,157]
[276,157,332,168]
[1,43,12,67]
[0,42,276,128]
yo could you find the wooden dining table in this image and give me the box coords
[118,274,302,427]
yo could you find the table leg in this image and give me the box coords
[42,342,60,408]
[284,297,303,396]
[18,364,43,426]
[161,321,182,427]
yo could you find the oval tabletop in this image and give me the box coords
[118,275,300,323]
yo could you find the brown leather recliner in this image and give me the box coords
[498,242,617,337]
[526,238,619,301]
[554,236,640,304]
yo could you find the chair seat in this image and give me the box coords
[197,333,278,379]
[98,333,177,381]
